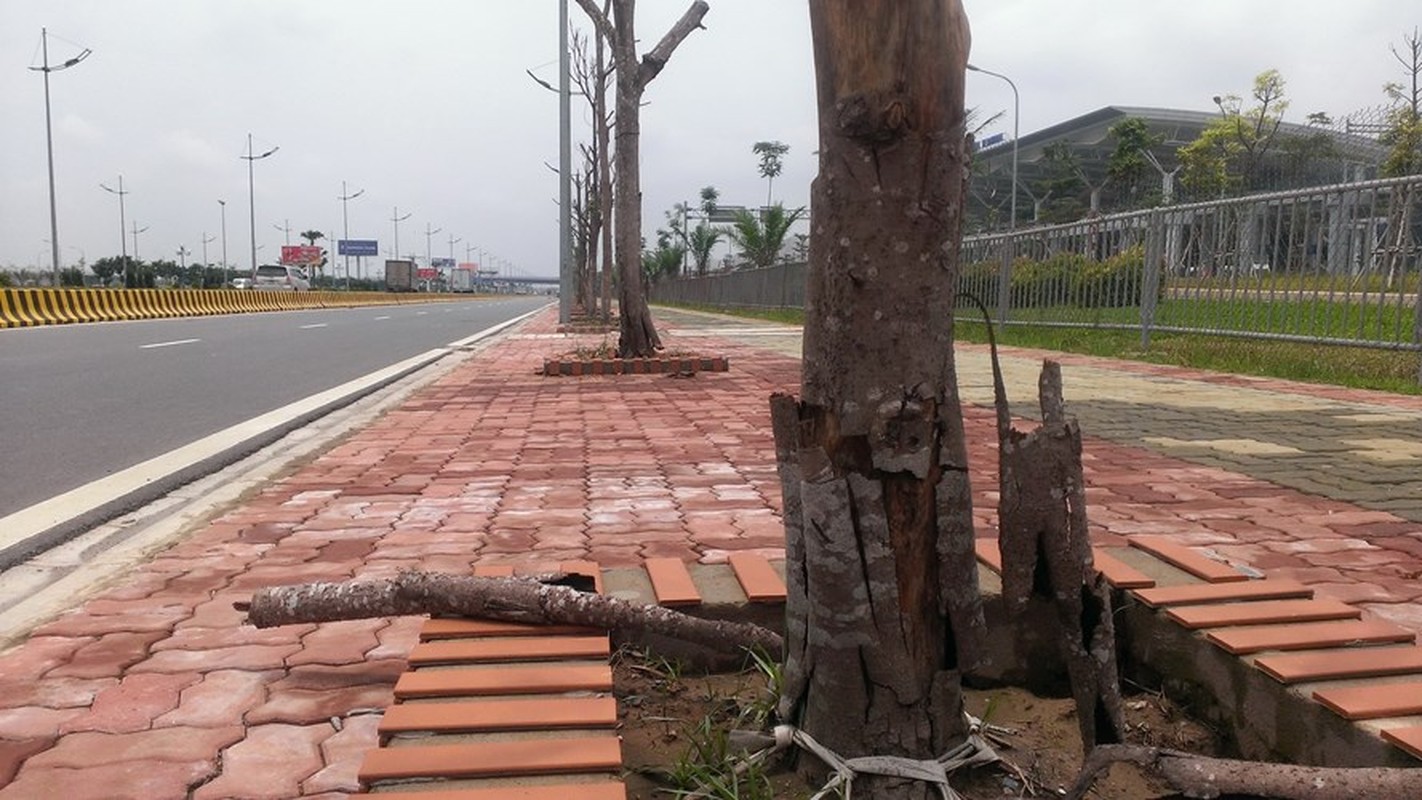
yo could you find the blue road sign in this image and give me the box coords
[338,239,378,256]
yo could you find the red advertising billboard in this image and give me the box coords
[416,268,438,279]
[280,245,323,265]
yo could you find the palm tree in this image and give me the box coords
[723,203,805,269]
[688,224,723,275]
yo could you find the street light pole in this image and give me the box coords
[391,206,412,259]
[558,0,573,323]
[100,175,129,282]
[131,222,149,265]
[967,63,1019,325]
[338,181,364,290]
[218,200,230,284]
[424,224,441,288]
[201,233,215,286]
[30,28,91,286]
[966,63,1019,232]
[241,133,279,273]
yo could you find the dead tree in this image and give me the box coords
[773,2,982,797]
[994,356,1125,749]
[574,0,709,355]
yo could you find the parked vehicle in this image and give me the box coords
[230,277,253,290]
[385,259,417,292]
[449,268,475,293]
[252,264,311,291]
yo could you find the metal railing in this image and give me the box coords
[651,176,1422,381]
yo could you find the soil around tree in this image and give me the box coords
[614,651,1221,799]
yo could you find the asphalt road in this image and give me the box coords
[0,296,547,516]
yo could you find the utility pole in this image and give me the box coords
[558,0,572,322]
[30,28,91,286]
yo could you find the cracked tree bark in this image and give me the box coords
[995,358,1125,749]
[774,3,981,797]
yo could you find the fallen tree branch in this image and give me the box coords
[236,570,784,656]
[1066,744,1422,800]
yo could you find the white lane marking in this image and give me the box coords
[416,311,428,316]
[373,315,391,321]
[140,338,201,350]
[299,323,328,330]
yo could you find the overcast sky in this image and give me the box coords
[1,1,1413,279]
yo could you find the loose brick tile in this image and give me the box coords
[1314,680,1422,720]
[23,725,243,769]
[302,712,382,795]
[155,669,278,728]
[1381,726,1422,761]
[0,759,219,800]
[191,722,330,800]
[1128,535,1248,583]
[0,736,54,785]
[1207,619,1415,655]
[1255,646,1422,683]
[395,664,613,699]
[0,706,88,739]
[0,676,115,711]
[728,552,787,602]
[60,672,200,734]
[645,558,702,606]
[380,696,617,734]
[129,643,302,674]
[45,630,167,680]
[1166,598,1360,630]
[407,636,610,665]
[1132,579,1313,609]
[359,735,622,783]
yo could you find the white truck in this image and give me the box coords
[449,268,475,293]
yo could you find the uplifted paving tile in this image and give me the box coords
[1166,598,1359,630]
[1255,646,1422,684]
[1381,726,1422,761]
[645,558,702,606]
[728,552,787,602]
[358,735,621,782]
[1206,619,1415,656]
[1133,579,1312,609]
[1129,535,1247,583]
[394,664,613,699]
[379,696,617,734]
[1314,680,1422,720]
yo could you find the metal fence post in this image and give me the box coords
[1140,208,1164,351]
[995,235,1012,326]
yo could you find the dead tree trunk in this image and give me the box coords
[238,571,782,656]
[995,359,1125,749]
[774,3,980,797]
[575,0,709,355]
[1067,745,1422,800]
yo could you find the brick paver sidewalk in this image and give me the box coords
[2,304,1420,797]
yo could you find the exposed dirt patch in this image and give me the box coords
[614,652,1220,799]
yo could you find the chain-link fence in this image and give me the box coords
[651,175,1422,383]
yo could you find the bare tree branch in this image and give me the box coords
[638,1,710,87]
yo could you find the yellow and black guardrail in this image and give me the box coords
[0,288,466,329]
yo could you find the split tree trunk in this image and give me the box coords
[775,3,979,797]
[575,0,709,356]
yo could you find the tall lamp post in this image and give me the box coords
[391,207,412,259]
[30,28,91,286]
[218,199,230,284]
[966,63,1019,232]
[100,175,129,282]
[423,223,441,268]
[241,133,278,272]
[558,0,573,323]
[338,181,364,289]
[967,63,1019,325]
[130,222,149,266]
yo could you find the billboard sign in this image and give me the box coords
[431,257,456,269]
[280,245,323,265]
[416,267,439,279]
[338,239,378,256]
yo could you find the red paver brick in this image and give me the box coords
[395,664,613,699]
[0,706,88,739]
[288,618,385,667]
[1381,726,1422,761]
[361,783,628,800]
[1091,547,1156,589]
[728,552,787,602]
[1132,579,1313,609]
[155,668,277,728]
[1206,619,1415,655]
[0,675,115,710]
[191,722,330,800]
[0,636,92,682]
[1314,681,1422,720]
[0,736,54,785]
[0,759,219,800]
[23,725,243,769]
[302,713,382,795]
[380,696,617,734]
[1255,646,1422,684]
[60,671,200,734]
[1128,535,1248,583]
[128,642,302,673]
[45,630,167,680]
[358,735,621,782]
[1166,598,1359,630]
[645,557,702,606]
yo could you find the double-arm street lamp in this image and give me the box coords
[391,207,412,259]
[339,181,364,288]
[242,133,279,272]
[30,28,91,286]
[100,175,129,270]
[966,63,1019,233]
